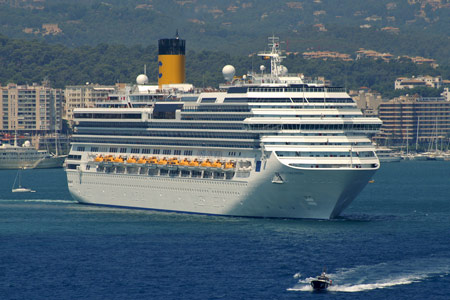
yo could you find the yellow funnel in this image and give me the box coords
[158,37,186,87]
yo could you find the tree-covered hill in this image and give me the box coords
[1,35,449,99]
[0,0,449,63]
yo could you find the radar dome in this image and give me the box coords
[222,65,235,81]
[280,65,288,75]
[260,65,266,72]
[136,74,149,85]
[23,141,31,147]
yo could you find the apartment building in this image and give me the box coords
[376,94,450,147]
[64,84,117,124]
[349,88,382,117]
[0,82,63,134]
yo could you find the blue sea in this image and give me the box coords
[1,161,449,299]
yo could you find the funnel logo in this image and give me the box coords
[158,61,163,78]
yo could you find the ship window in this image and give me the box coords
[90,147,99,152]
[163,149,171,155]
[174,150,181,155]
[214,172,225,179]
[169,170,179,177]
[183,150,193,156]
[110,147,118,153]
[76,146,85,152]
[153,149,160,154]
[131,148,140,154]
[120,147,127,153]
[68,155,82,160]
[201,98,216,103]
[142,149,152,154]
[192,170,201,178]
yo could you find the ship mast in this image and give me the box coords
[257,36,285,82]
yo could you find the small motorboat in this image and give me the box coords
[310,270,332,291]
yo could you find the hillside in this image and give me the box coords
[1,35,449,99]
[0,0,449,63]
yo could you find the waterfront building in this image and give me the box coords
[0,82,63,135]
[64,84,119,124]
[349,88,382,117]
[376,94,450,148]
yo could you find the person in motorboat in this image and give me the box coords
[310,270,332,291]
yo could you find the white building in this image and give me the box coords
[395,75,442,90]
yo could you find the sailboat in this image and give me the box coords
[12,168,36,193]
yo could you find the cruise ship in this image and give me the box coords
[65,36,382,219]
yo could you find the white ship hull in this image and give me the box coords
[0,159,39,169]
[34,155,67,169]
[0,155,65,169]
[66,157,375,219]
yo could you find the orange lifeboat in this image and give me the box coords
[211,160,222,168]
[104,155,114,162]
[147,156,158,164]
[157,157,168,165]
[201,159,212,167]
[94,155,104,162]
[224,161,235,169]
[188,159,199,167]
[113,156,124,163]
[127,156,137,163]
[179,158,190,166]
[137,156,146,164]
[168,157,179,165]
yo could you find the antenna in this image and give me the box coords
[144,64,147,75]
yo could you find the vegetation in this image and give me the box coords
[0,35,448,100]
[0,0,449,63]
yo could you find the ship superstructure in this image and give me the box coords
[65,36,381,219]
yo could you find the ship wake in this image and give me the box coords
[23,199,76,204]
[288,256,450,292]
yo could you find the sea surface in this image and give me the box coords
[0,161,449,300]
